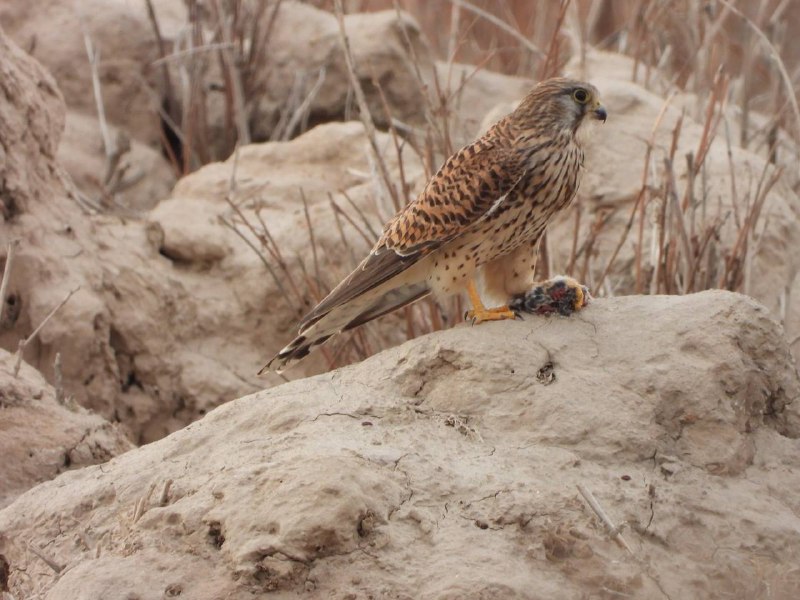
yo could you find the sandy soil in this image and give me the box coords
[2,291,799,599]
[2,3,800,599]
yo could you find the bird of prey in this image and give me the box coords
[262,77,606,373]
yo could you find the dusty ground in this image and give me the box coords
[0,349,131,510]
[1,291,799,599]
[2,2,800,598]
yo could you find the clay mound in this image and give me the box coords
[247,2,433,145]
[2,291,799,598]
[0,350,132,510]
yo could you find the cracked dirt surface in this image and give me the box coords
[0,349,132,510]
[1,291,799,599]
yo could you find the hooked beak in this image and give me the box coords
[592,104,607,123]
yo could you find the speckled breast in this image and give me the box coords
[428,142,583,295]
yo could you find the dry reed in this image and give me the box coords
[145,0,799,368]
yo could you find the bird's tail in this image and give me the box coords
[260,283,430,374]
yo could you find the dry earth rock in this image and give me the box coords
[2,0,436,158]
[2,291,799,599]
[0,350,132,510]
[247,2,433,145]
[0,0,185,147]
[1,24,423,442]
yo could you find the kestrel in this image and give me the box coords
[262,77,606,373]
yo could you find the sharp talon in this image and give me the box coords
[465,305,517,324]
[464,282,517,324]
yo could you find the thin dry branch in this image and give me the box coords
[54,353,65,405]
[159,479,174,506]
[300,189,322,293]
[717,0,800,171]
[150,41,236,67]
[595,92,676,292]
[27,545,64,575]
[447,0,544,60]
[133,482,157,523]
[332,0,399,210]
[82,36,112,159]
[14,287,80,377]
[220,144,302,306]
[664,157,693,292]
[328,192,375,247]
[144,0,177,117]
[211,0,251,146]
[538,0,571,80]
[577,484,633,554]
[281,66,327,141]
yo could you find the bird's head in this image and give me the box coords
[513,77,606,143]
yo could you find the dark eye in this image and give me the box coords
[573,89,589,104]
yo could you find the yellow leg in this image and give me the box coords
[464,280,517,323]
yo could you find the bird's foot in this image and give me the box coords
[465,305,518,324]
[509,276,591,317]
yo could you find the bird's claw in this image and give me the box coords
[464,305,518,324]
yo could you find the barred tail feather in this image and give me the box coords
[260,283,430,374]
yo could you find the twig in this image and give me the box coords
[300,189,322,292]
[27,545,64,574]
[370,74,410,212]
[248,0,282,75]
[223,167,306,307]
[151,41,237,68]
[282,67,327,141]
[327,193,374,247]
[211,0,250,146]
[596,92,675,292]
[340,189,380,240]
[159,479,173,506]
[94,532,108,559]
[133,482,157,523]
[538,0,571,80]
[447,0,544,59]
[0,240,18,324]
[446,1,461,62]
[332,0,398,211]
[577,484,633,554]
[102,132,131,188]
[228,142,241,193]
[54,353,64,405]
[664,158,692,292]
[98,132,138,208]
[567,200,581,274]
[81,29,113,161]
[14,287,80,377]
[717,0,800,174]
[144,0,176,118]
